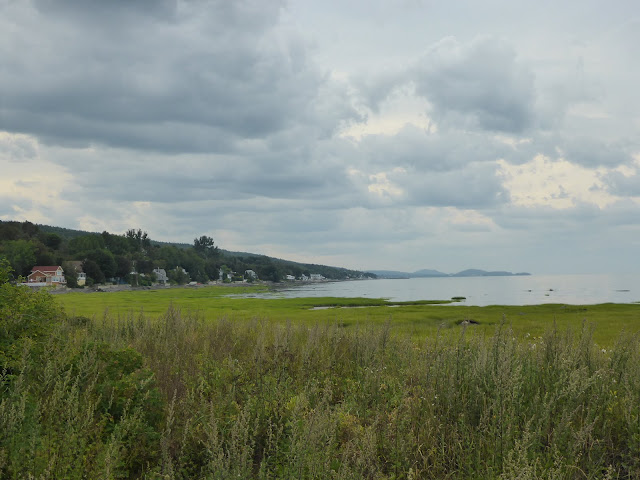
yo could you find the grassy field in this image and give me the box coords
[4,279,640,478]
[55,284,640,347]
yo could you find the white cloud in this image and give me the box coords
[0,133,76,223]
[367,169,406,199]
[497,156,617,209]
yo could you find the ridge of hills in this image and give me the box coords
[367,268,531,279]
[34,223,374,281]
[2,221,529,282]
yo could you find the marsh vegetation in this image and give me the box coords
[3,275,640,478]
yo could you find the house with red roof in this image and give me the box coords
[27,266,66,286]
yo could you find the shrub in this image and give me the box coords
[0,258,62,374]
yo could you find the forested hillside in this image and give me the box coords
[0,220,373,286]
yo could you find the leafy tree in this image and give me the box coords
[2,239,37,277]
[42,232,63,250]
[61,260,79,288]
[181,249,207,282]
[82,259,105,284]
[126,229,151,252]
[35,251,55,266]
[168,267,190,285]
[29,238,56,266]
[20,221,39,238]
[101,231,132,255]
[0,221,22,241]
[135,258,154,275]
[193,235,220,259]
[257,263,282,283]
[155,245,182,270]
[68,234,105,255]
[115,255,132,279]
[204,259,221,281]
[0,256,11,281]
[85,249,117,279]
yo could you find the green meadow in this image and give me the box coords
[55,284,640,347]
[5,276,640,478]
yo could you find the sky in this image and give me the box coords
[1,0,639,274]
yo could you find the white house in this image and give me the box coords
[309,273,325,281]
[219,267,235,282]
[285,274,296,281]
[153,268,168,284]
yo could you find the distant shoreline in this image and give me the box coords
[367,271,532,279]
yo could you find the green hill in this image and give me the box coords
[0,220,374,283]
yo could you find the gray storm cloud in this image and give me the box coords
[1,0,639,274]
[412,36,536,133]
[0,0,357,153]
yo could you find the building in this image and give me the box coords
[27,266,66,286]
[244,269,258,280]
[309,273,325,281]
[285,275,296,281]
[153,268,168,284]
[219,267,235,282]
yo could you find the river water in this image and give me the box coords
[251,274,640,306]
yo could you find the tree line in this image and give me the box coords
[0,221,373,286]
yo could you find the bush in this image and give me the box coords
[0,278,164,480]
[0,258,62,373]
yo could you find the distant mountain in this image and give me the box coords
[412,269,449,277]
[367,268,530,278]
[452,269,514,277]
[365,270,411,279]
[451,269,531,277]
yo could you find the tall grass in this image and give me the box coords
[2,305,640,478]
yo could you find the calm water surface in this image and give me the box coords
[248,274,640,306]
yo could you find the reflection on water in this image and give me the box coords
[230,274,640,306]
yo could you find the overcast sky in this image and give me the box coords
[1,0,639,274]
